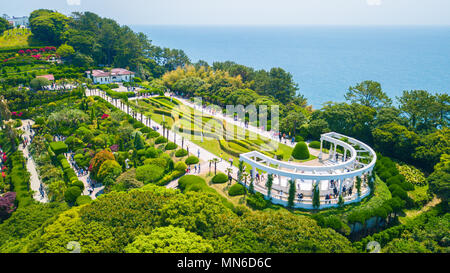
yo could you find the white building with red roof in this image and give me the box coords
[85,68,135,84]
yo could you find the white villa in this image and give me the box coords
[85,68,135,84]
[2,14,29,28]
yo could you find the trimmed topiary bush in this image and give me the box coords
[309,141,321,149]
[148,131,160,139]
[178,175,208,192]
[185,156,199,165]
[140,127,150,134]
[211,173,228,184]
[175,149,188,158]
[49,141,68,155]
[165,142,177,150]
[228,183,246,196]
[71,180,85,192]
[155,136,168,144]
[291,141,310,160]
[136,164,165,184]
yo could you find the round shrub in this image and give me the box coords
[295,135,304,142]
[64,186,82,204]
[175,149,188,158]
[291,141,310,160]
[71,180,85,191]
[185,156,199,165]
[228,183,246,196]
[148,131,160,139]
[174,161,187,172]
[140,127,150,134]
[309,141,321,149]
[136,164,165,184]
[165,142,177,150]
[211,173,228,184]
[178,175,207,192]
[155,136,168,144]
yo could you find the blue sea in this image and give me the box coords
[132,25,450,108]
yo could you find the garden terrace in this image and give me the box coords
[239,132,377,209]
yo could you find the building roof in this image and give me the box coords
[37,74,54,81]
[86,68,135,77]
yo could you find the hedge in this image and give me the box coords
[309,141,321,149]
[156,170,185,186]
[8,151,32,208]
[228,183,246,196]
[211,173,228,184]
[49,141,68,155]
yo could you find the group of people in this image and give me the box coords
[68,152,96,196]
[186,163,201,174]
[68,152,89,177]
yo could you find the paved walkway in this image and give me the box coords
[66,153,104,199]
[17,119,48,203]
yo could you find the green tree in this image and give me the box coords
[346,80,391,108]
[29,9,69,45]
[0,17,11,34]
[30,77,51,91]
[56,44,75,58]
[397,90,439,130]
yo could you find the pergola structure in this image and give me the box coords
[239,132,377,209]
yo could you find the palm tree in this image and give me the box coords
[212,158,220,175]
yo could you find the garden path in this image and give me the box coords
[17,119,48,203]
[65,153,104,200]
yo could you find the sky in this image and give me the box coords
[2,0,450,26]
